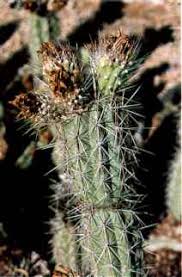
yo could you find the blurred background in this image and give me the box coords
[0,0,181,276]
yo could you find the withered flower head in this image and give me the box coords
[91,31,136,67]
[11,41,92,123]
[12,32,138,123]
[10,87,61,123]
[36,42,92,120]
[88,31,138,96]
[38,41,81,97]
[10,92,40,121]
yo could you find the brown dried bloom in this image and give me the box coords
[101,31,133,61]
[10,93,40,120]
[38,41,81,96]
[36,42,91,118]
[12,41,91,123]
[12,32,137,123]
[10,87,60,123]
[90,31,136,67]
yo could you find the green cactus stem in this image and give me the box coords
[15,32,145,276]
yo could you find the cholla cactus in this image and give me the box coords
[14,32,145,276]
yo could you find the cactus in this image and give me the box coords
[29,9,60,72]
[14,32,145,276]
[166,116,181,222]
[29,13,50,68]
[50,211,78,269]
[9,0,62,72]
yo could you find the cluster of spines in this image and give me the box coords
[15,31,145,276]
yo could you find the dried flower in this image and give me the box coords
[38,42,81,97]
[36,41,92,119]
[90,31,136,68]
[10,92,41,121]
[11,41,91,122]
[12,32,138,123]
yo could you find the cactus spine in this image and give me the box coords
[15,32,144,276]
